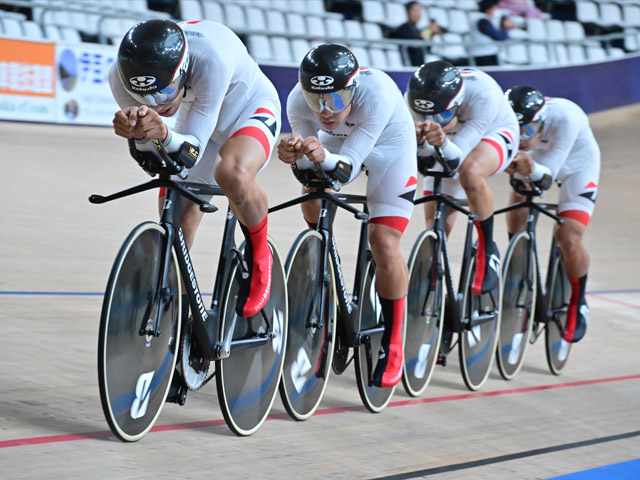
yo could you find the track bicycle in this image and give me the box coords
[493,175,572,378]
[91,139,287,441]
[269,163,401,419]
[402,150,501,395]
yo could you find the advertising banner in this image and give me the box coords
[55,43,119,125]
[0,38,56,122]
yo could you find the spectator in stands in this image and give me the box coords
[498,0,545,19]
[390,1,446,66]
[469,0,516,66]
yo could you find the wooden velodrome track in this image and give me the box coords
[1,103,639,479]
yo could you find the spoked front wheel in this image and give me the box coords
[545,251,572,375]
[279,230,337,421]
[98,222,181,442]
[355,258,400,413]
[402,230,445,397]
[496,232,537,380]
[459,254,501,391]
[216,236,288,436]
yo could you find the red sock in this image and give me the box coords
[563,275,581,342]
[237,215,272,317]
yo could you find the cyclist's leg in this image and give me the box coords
[216,90,281,317]
[458,129,516,294]
[364,141,416,388]
[555,160,599,343]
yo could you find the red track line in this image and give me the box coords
[2,373,639,449]
[587,293,640,310]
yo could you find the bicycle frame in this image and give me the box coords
[493,189,565,327]
[269,188,384,381]
[413,171,478,338]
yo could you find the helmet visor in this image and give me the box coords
[302,88,355,113]
[424,105,460,128]
[520,119,544,140]
[128,79,184,107]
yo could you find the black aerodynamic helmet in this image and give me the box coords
[117,19,190,106]
[298,44,359,113]
[406,60,465,127]
[506,85,547,139]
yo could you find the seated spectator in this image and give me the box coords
[469,0,516,66]
[390,1,446,66]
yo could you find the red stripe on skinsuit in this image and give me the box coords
[369,216,410,233]
[230,126,271,160]
[481,138,505,174]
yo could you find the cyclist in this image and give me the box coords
[277,44,417,388]
[108,19,281,321]
[505,86,600,343]
[406,60,519,296]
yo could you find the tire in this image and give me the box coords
[496,232,537,380]
[98,222,181,442]
[279,230,337,421]
[545,252,572,375]
[216,236,288,436]
[402,230,445,397]
[354,258,399,413]
[459,254,501,391]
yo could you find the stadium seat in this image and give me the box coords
[447,10,471,35]
[528,43,550,65]
[1,17,23,37]
[247,34,272,61]
[182,0,205,20]
[384,45,405,68]
[246,7,266,31]
[325,17,345,39]
[586,45,607,61]
[344,19,364,40]
[599,3,623,27]
[363,22,383,40]
[546,19,566,42]
[271,36,293,63]
[622,5,640,28]
[503,43,529,65]
[624,29,639,50]
[286,12,307,36]
[368,47,389,69]
[222,3,246,31]
[44,24,63,42]
[385,2,407,27]
[568,44,587,63]
[22,20,44,40]
[266,10,287,34]
[552,43,570,64]
[202,1,224,23]
[305,15,326,37]
[576,1,599,24]
[61,26,82,43]
[428,7,450,30]
[526,18,546,41]
[349,46,371,66]
[433,33,467,61]
[291,38,311,62]
[362,1,386,24]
